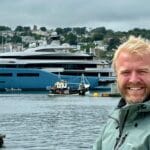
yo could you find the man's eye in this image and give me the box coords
[121,71,129,75]
[138,70,149,74]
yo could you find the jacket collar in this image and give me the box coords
[117,95,150,109]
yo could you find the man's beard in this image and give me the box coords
[117,83,150,104]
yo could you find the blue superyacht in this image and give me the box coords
[0,35,116,91]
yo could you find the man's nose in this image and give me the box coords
[129,72,140,83]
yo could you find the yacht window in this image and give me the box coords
[101,72,109,76]
[0,73,12,76]
[36,49,55,52]
[17,73,39,77]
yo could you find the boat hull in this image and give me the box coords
[0,68,114,91]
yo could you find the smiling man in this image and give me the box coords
[93,36,150,150]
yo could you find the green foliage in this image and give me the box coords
[23,26,31,32]
[92,32,104,41]
[80,37,92,43]
[81,43,95,52]
[64,33,77,45]
[127,28,150,40]
[11,35,22,43]
[23,42,29,48]
[0,36,6,44]
[32,34,41,40]
[15,26,31,32]
[56,27,72,35]
[107,37,121,51]
[97,50,107,59]
[56,28,63,35]
[15,26,24,32]
[73,27,86,35]
[40,27,47,32]
[91,27,106,35]
[0,26,11,31]
[63,27,72,34]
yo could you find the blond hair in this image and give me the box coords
[112,36,150,72]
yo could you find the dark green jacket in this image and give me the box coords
[93,98,150,150]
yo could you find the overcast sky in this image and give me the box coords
[1,0,150,31]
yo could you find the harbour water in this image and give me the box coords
[0,93,120,150]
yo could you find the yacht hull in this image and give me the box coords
[0,68,113,91]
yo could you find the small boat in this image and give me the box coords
[48,80,90,96]
[0,134,5,148]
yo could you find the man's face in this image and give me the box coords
[115,52,150,104]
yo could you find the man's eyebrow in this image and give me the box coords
[117,67,150,73]
[139,66,150,70]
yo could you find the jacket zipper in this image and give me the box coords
[114,109,129,150]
